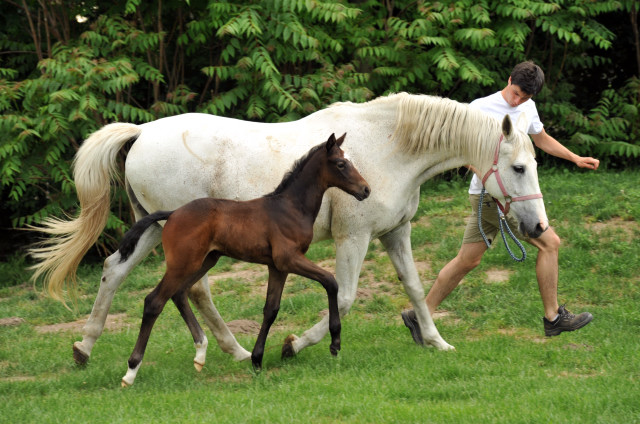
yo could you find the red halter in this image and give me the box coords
[481,134,543,215]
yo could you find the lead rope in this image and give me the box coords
[478,187,527,262]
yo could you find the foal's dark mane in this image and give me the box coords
[265,142,325,197]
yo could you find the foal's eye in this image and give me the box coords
[336,161,346,170]
[513,165,525,174]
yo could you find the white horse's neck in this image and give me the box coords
[369,93,503,190]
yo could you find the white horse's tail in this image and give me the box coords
[29,123,142,304]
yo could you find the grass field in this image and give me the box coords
[1,170,639,423]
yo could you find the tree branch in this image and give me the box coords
[631,1,640,79]
[20,0,43,61]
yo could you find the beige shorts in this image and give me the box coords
[463,194,528,245]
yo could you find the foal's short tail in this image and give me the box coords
[118,211,173,263]
[28,123,142,304]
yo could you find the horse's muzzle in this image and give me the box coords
[354,185,371,201]
[520,221,548,239]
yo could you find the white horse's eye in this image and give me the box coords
[513,165,525,174]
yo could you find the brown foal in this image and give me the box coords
[118,133,370,386]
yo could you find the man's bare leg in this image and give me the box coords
[425,241,488,314]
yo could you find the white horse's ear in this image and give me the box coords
[327,133,337,151]
[501,115,513,139]
[515,113,529,133]
[336,132,346,147]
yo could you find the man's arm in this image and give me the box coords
[530,129,600,170]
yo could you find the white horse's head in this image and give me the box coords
[479,114,549,238]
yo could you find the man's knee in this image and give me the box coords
[531,228,561,252]
[457,245,485,270]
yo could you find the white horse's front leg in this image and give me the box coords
[379,221,454,350]
[188,277,251,361]
[73,225,163,364]
[284,234,370,356]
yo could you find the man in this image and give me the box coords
[402,61,599,342]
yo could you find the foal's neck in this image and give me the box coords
[279,159,328,219]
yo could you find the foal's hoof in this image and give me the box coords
[121,379,131,388]
[194,360,204,372]
[281,334,298,359]
[330,345,340,356]
[72,342,89,365]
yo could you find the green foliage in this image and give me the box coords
[539,77,640,166]
[0,0,638,256]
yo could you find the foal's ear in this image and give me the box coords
[326,132,346,152]
[501,115,513,139]
[326,133,337,151]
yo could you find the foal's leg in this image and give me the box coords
[172,289,208,372]
[281,254,343,358]
[251,266,288,370]
[379,221,453,350]
[122,280,176,387]
[74,223,162,364]
[283,234,369,356]
[171,252,224,371]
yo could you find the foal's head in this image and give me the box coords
[322,133,371,201]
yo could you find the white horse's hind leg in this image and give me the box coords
[285,234,370,355]
[73,225,162,364]
[379,222,454,350]
[188,277,251,361]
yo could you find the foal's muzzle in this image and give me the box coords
[354,185,371,201]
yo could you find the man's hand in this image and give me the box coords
[575,156,600,170]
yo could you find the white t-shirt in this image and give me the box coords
[468,91,544,194]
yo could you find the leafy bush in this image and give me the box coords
[1,0,638,255]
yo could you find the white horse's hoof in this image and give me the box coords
[281,334,299,358]
[425,335,455,351]
[438,342,455,351]
[121,379,131,388]
[194,360,204,372]
[72,341,90,365]
[232,348,252,362]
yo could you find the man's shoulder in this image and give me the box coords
[470,91,501,107]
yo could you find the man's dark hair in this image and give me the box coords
[510,61,545,96]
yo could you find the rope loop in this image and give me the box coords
[478,188,527,262]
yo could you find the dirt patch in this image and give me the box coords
[432,310,454,320]
[226,318,293,336]
[34,313,130,334]
[316,259,336,272]
[357,280,397,300]
[226,319,261,335]
[587,217,638,241]
[1,375,37,382]
[485,269,512,283]
[0,317,25,327]
[208,267,267,284]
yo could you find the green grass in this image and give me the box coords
[1,170,639,423]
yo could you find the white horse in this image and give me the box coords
[30,93,548,368]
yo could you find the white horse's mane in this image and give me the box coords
[335,92,534,163]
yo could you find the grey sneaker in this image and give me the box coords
[401,310,423,345]
[543,305,593,336]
